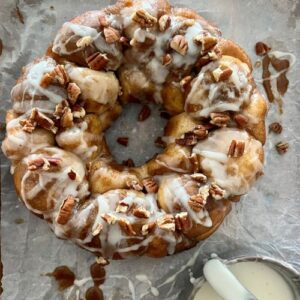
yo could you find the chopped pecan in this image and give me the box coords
[188,194,206,212]
[67,82,81,104]
[98,15,109,28]
[142,177,159,193]
[175,212,191,231]
[155,136,167,148]
[132,9,157,28]
[92,223,103,236]
[138,105,151,122]
[190,173,207,183]
[72,106,86,119]
[117,137,129,146]
[170,35,188,56]
[101,213,117,224]
[210,112,230,127]
[19,118,36,133]
[180,76,193,92]
[255,41,270,56]
[122,159,135,167]
[53,100,69,119]
[234,114,249,128]
[60,107,74,128]
[269,122,283,134]
[212,66,233,82]
[176,132,198,146]
[141,222,156,235]
[227,140,245,158]
[192,125,208,140]
[116,201,130,213]
[157,214,175,232]
[126,179,143,191]
[209,183,225,200]
[76,36,93,48]
[158,14,171,32]
[132,206,150,218]
[27,157,48,171]
[56,195,76,225]
[118,219,136,235]
[276,141,289,155]
[103,27,120,44]
[193,35,218,53]
[95,256,109,266]
[41,65,69,88]
[86,52,108,71]
[68,170,76,180]
[161,53,172,66]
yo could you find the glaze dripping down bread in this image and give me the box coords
[2,0,267,258]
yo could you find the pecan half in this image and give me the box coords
[188,194,206,212]
[117,137,129,146]
[76,36,93,48]
[132,9,157,28]
[158,14,171,32]
[56,195,76,225]
[161,53,172,66]
[255,42,270,56]
[209,183,225,200]
[86,52,108,70]
[234,114,249,128]
[132,206,150,218]
[212,65,233,82]
[227,140,245,157]
[269,122,282,134]
[170,35,188,56]
[157,215,175,232]
[60,107,74,128]
[141,222,156,235]
[98,15,109,28]
[142,177,159,193]
[210,112,230,127]
[19,118,36,133]
[175,212,191,231]
[67,82,81,104]
[276,141,289,155]
[138,105,151,122]
[92,223,103,236]
[193,35,218,53]
[118,219,136,235]
[53,100,69,119]
[103,27,120,44]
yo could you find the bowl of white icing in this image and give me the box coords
[189,256,300,300]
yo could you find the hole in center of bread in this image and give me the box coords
[105,102,168,167]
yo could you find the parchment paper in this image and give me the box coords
[0,0,300,299]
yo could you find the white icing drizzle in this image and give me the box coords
[56,121,99,161]
[185,56,252,117]
[157,174,212,227]
[11,58,66,113]
[193,128,263,197]
[65,63,119,105]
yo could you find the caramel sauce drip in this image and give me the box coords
[262,55,274,102]
[85,286,104,300]
[46,266,75,291]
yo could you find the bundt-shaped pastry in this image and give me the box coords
[2,0,267,259]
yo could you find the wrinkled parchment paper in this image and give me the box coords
[1,0,300,299]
